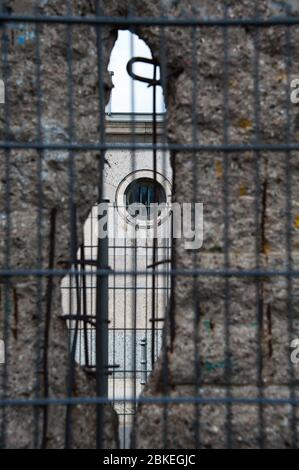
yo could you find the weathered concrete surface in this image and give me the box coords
[0,0,119,448]
[100,0,299,447]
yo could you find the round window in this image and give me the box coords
[116,170,171,229]
[125,178,166,206]
[125,178,166,221]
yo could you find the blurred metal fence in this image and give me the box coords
[62,206,171,448]
[0,1,299,450]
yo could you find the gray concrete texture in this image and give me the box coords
[0,0,119,448]
[1,0,299,448]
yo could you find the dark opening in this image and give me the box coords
[125,177,166,211]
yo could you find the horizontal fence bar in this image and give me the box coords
[1,142,299,152]
[63,287,170,291]
[1,14,299,27]
[0,396,298,407]
[0,269,299,277]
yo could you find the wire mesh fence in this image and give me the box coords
[0,0,299,450]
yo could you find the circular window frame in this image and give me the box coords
[116,169,172,229]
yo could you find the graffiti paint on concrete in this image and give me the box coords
[17,30,35,45]
[4,23,36,46]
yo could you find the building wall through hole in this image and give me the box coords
[61,114,171,448]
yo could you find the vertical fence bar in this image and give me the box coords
[190,13,200,448]
[253,2,265,449]
[0,14,11,450]
[222,4,232,449]
[151,65,158,369]
[33,9,44,448]
[284,4,297,449]
[95,0,109,449]
[80,243,90,368]
[96,199,109,449]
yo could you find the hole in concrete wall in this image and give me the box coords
[60,30,171,449]
[106,30,166,114]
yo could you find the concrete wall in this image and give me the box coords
[0,0,119,448]
[101,0,299,448]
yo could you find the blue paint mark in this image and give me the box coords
[204,360,226,372]
[18,35,25,45]
[204,357,237,373]
[18,30,36,45]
